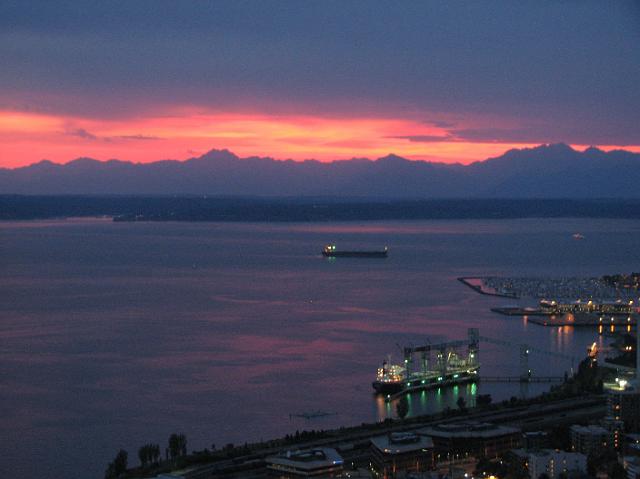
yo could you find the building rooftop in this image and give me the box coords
[570,424,609,435]
[370,432,434,454]
[266,447,343,471]
[527,449,586,459]
[419,422,520,439]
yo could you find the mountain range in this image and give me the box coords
[2,143,640,198]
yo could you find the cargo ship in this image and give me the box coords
[372,354,479,394]
[322,244,388,258]
[373,329,480,395]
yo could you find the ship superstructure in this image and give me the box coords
[373,328,480,394]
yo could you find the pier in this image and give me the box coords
[481,376,563,383]
[380,329,575,401]
[457,277,518,298]
[527,314,637,328]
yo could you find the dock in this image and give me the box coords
[457,277,519,299]
[481,376,563,383]
[491,306,551,316]
[379,329,576,402]
[527,314,637,328]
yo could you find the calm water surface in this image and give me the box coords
[2,218,640,478]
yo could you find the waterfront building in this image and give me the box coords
[527,450,587,479]
[418,422,521,461]
[266,447,344,478]
[607,327,640,433]
[608,386,640,432]
[602,416,626,450]
[570,424,613,455]
[370,432,434,478]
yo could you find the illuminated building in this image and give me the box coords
[600,416,625,451]
[570,424,613,455]
[369,432,434,478]
[266,448,343,478]
[419,422,521,461]
[608,388,640,432]
[606,324,640,432]
[527,450,586,479]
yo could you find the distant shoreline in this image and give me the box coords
[2,196,640,221]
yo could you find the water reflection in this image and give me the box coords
[3,218,640,479]
[375,382,478,421]
[551,324,575,351]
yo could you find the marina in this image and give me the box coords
[480,275,640,302]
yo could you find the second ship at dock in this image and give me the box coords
[373,329,480,395]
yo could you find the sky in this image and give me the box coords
[1,0,639,167]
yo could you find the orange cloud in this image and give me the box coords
[0,109,638,168]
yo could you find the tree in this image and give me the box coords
[169,434,180,460]
[396,396,409,419]
[138,445,148,468]
[105,449,128,479]
[456,396,467,412]
[152,444,160,463]
[168,433,188,460]
[179,434,187,456]
[138,443,160,468]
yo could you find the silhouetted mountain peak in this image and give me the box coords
[2,144,640,197]
[66,157,101,167]
[377,154,409,163]
[584,145,604,155]
[541,142,575,153]
[198,148,239,162]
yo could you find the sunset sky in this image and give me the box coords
[1,1,639,167]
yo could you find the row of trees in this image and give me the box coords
[138,443,161,468]
[104,433,188,478]
[168,433,188,460]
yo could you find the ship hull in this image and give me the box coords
[372,370,479,395]
[372,381,405,394]
[322,251,387,258]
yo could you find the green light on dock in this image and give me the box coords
[453,374,459,378]
[437,377,443,381]
[421,380,426,384]
[407,383,411,387]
